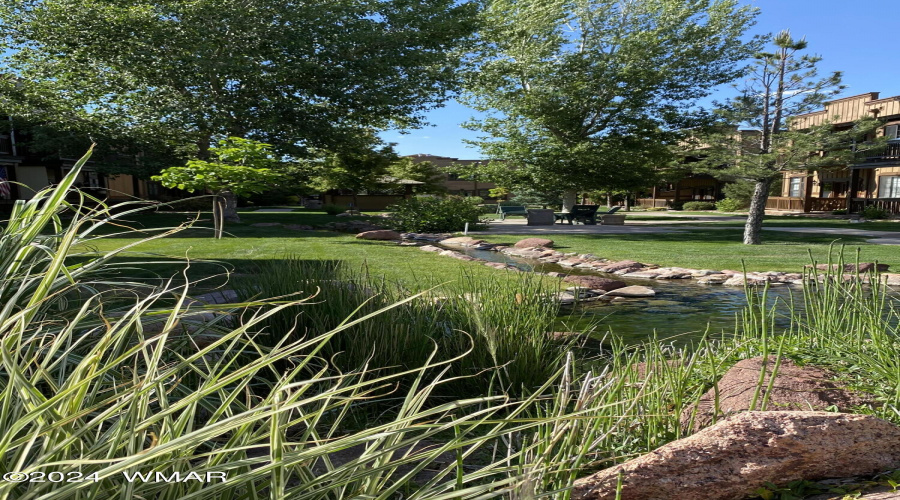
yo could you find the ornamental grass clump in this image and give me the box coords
[0,150,517,499]
[232,259,578,398]
[0,148,637,499]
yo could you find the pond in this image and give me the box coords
[456,246,806,346]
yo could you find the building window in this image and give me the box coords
[789,177,803,197]
[878,176,900,198]
[884,125,900,140]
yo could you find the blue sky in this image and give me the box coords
[381,0,900,159]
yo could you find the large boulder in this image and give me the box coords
[355,229,402,240]
[681,356,871,432]
[697,274,730,284]
[562,275,627,292]
[440,236,485,247]
[572,411,900,500]
[514,237,554,249]
[604,285,656,298]
[599,260,643,273]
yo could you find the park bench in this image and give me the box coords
[497,205,528,220]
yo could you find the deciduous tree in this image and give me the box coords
[462,0,759,210]
[386,158,447,195]
[0,0,480,167]
[301,137,399,209]
[153,137,283,235]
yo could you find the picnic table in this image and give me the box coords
[554,205,622,225]
[554,205,600,225]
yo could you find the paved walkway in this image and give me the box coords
[473,218,900,245]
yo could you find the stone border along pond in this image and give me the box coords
[352,232,900,305]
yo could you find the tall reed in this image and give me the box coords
[233,259,577,398]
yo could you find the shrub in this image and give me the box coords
[322,203,346,215]
[647,207,669,212]
[386,196,487,232]
[832,209,848,215]
[716,198,747,212]
[681,201,717,211]
[861,205,889,219]
[668,200,685,210]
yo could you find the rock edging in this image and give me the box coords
[396,234,900,287]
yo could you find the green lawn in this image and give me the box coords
[83,210,506,287]
[82,209,899,280]
[478,229,898,272]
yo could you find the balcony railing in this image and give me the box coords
[0,136,11,155]
[765,197,804,211]
[850,198,900,215]
[853,142,900,163]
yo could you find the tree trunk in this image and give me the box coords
[351,191,359,209]
[562,190,577,212]
[220,190,240,223]
[624,193,631,212]
[606,193,612,208]
[212,197,224,239]
[743,179,772,245]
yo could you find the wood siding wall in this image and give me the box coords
[792,93,900,128]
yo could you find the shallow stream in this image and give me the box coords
[456,247,806,346]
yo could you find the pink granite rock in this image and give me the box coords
[573,412,900,500]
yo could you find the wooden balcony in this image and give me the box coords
[809,197,849,211]
[765,197,804,211]
[852,142,900,164]
[637,198,669,208]
[850,198,900,215]
[766,197,848,212]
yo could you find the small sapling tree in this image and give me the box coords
[154,137,283,237]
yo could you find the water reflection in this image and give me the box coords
[457,246,805,345]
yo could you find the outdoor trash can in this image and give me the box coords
[601,214,626,225]
[527,209,556,226]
